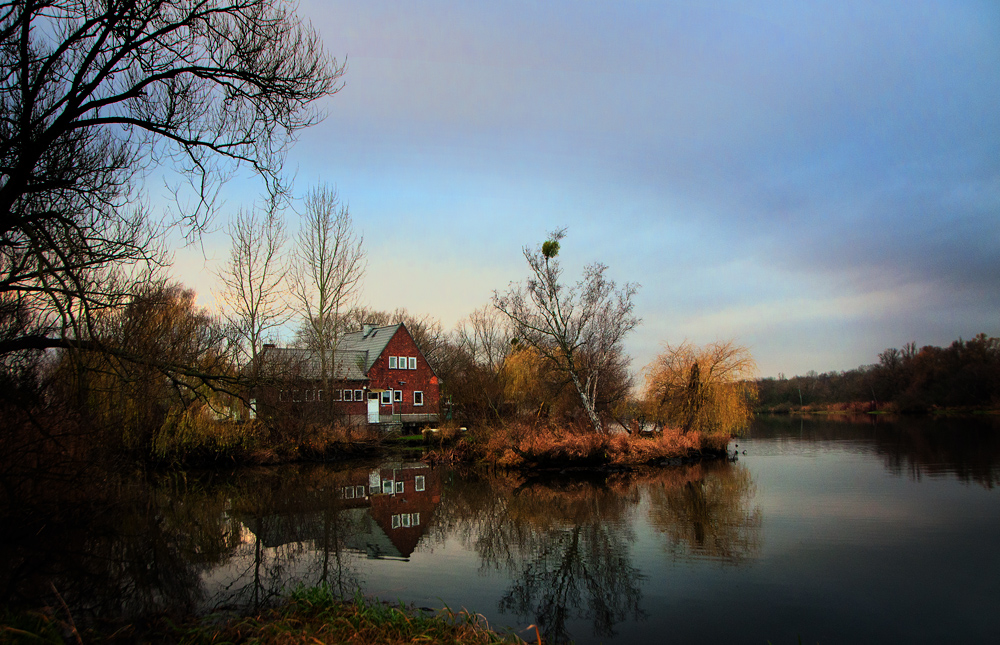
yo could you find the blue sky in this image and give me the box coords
[172,0,1000,378]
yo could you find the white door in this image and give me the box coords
[367,394,379,423]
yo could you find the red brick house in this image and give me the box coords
[254,323,440,426]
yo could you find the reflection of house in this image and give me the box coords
[254,324,440,426]
[240,462,441,561]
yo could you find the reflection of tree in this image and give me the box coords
[440,474,645,643]
[647,463,761,564]
[498,521,644,642]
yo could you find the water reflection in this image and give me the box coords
[1,458,761,643]
[434,465,760,642]
[751,414,1000,487]
[647,463,761,564]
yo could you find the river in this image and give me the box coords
[2,414,999,643]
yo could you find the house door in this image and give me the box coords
[367,393,379,423]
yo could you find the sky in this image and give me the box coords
[171,0,1000,378]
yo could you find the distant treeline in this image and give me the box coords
[757,334,1000,412]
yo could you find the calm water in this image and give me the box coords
[3,415,999,643]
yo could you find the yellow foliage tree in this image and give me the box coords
[644,340,758,436]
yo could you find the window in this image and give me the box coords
[408,357,417,370]
[292,389,301,402]
[413,391,424,406]
[279,389,286,402]
[394,390,402,403]
[383,480,394,494]
[391,514,400,529]
[333,389,342,401]
[412,513,420,526]
[305,389,314,402]
[389,356,397,369]
[415,475,425,492]
[343,486,355,499]
[354,389,363,401]
[395,481,404,493]
[343,389,353,402]
[355,485,366,498]
[401,514,411,527]
[381,390,391,405]
[317,390,323,402]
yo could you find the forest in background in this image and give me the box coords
[756,334,1000,413]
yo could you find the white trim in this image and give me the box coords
[389,356,398,369]
[414,391,424,406]
[408,356,417,370]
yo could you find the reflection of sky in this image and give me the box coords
[166,0,1000,377]
[189,423,1000,644]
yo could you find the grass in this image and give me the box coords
[1,586,530,645]
[445,421,729,469]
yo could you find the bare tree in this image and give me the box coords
[494,229,640,433]
[216,202,289,370]
[0,0,342,361]
[289,184,365,398]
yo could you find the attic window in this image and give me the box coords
[389,356,398,369]
[408,357,416,370]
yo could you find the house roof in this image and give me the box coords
[337,323,403,372]
[259,324,403,381]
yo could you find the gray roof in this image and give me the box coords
[337,323,402,372]
[259,324,402,381]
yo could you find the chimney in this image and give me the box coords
[362,324,374,337]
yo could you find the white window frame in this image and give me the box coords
[355,485,366,498]
[343,389,353,402]
[381,390,392,405]
[317,390,323,402]
[408,357,417,370]
[412,513,420,526]
[415,475,425,492]
[382,480,393,494]
[333,389,342,401]
[389,356,398,369]
[395,480,404,493]
[391,514,400,529]
[343,486,355,499]
[292,389,301,402]
[413,391,424,406]
[401,514,411,528]
[354,389,363,401]
[394,389,402,403]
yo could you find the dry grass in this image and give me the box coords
[2,587,528,645]
[179,586,526,645]
[466,421,728,468]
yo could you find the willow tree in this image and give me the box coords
[494,229,640,434]
[644,340,758,436]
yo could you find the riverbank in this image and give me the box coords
[1,586,529,644]
[425,422,731,469]
[757,402,1000,416]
